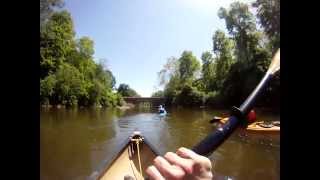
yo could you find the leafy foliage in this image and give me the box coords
[253,0,280,50]
[156,0,280,109]
[151,90,164,97]
[40,0,64,27]
[117,84,140,97]
[40,10,123,108]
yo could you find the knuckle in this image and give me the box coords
[154,156,162,163]
[170,167,185,179]
[203,157,211,165]
[201,157,212,170]
[173,171,185,179]
[164,152,173,158]
[195,156,212,168]
[146,166,152,173]
[177,147,185,152]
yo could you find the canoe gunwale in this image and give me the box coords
[90,131,160,180]
[91,137,130,180]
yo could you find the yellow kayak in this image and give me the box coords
[218,117,280,134]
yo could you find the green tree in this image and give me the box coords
[40,11,75,78]
[40,0,64,26]
[105,70,116,89]
[217,2,273,105]
[212,30,235,90]
[151,90,164,97]
[158,1,279,109]
[178,51,200,85]
[157,57,180,87]
[218,2,256,62]
[253,0,280,50]
[40,75,57,104]
[117,84,140,97]
[200,51,215,92]
[77,37,95,59]
[54,63,86,107]
[40,5,122,108]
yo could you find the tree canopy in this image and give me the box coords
[155,0,280,110]
[117,84,140,97]
[151,90,164,97]
[40,10,124,107]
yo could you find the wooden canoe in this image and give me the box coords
[90,131,160,180]
[218,117,280,133]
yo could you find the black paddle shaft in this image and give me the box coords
[192,72,274,156]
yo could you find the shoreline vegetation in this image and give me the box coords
[40,102,136,110]
[40,0,279,111]
[152,0,280,111]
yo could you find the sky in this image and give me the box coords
[64,0,255,97]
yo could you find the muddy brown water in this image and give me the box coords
[40,107,279,180]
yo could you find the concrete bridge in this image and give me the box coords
[123,97,165,107]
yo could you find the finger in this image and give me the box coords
[176,147,212,170]
[146,165,165,180]
[176,147,199,160]
[164,152,194,174]
[153,156,186,179]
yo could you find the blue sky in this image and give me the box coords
[64,0,254,97]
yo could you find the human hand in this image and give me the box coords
[146,147,213,180]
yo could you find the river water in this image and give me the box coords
[40,107,280,180]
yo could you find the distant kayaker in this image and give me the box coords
[146,147,213,179]
[158,105,165,114]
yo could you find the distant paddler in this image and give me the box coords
[158,105,167,116]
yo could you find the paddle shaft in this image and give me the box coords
[192,71,274,156]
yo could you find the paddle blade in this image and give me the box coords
[268,49,280,74]
[209,116,223,123]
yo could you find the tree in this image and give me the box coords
[77,37,95,59]
[40,75,57,104]
[151,90,164,97]
[54,63,87,107]
[212,30,235,90]
[40,11,75,78]
[117,84,140,97]
[178,51,200,85]
[157,56,180,88]
[253,0,280,48]
[40,4,121,108]
[40,0,64,26]
[200,51,215,92]
[157,1,279,109]
[218,2,256,62]
[105,70,116,89]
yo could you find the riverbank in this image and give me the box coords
[40,103,135,110]
[116,103,135,110]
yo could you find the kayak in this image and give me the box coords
[90,131,159,180]
[159,111,167,116]
[217,117,280,133]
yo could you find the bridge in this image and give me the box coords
[123,97,165,107]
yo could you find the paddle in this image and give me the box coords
[192,49,280,156]
[209,116,223,124]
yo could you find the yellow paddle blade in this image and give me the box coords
[268,49,280,74]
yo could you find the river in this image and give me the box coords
[40,107,280,180]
